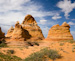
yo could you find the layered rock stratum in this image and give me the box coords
[6,15,44,41]
[0,27,5,39]
[46,22,73,41]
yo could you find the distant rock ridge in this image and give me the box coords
[0,27,5,39]
[6,14,44,41]
[46,22,73,41]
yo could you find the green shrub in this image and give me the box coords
[0,39,7,47]
[34,42,39,46]
[0,42,7,47]
[61,40,75,44]
[7,50,15,54]
[68,40,75,43]
[24,48,61,61]
[0,52,22,61]
[27,41,39,46]
[72,45,75,46]
[60,43,64,46]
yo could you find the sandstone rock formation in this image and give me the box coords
[21,14,44,41]
[0,27,5,39]
[46,22,73,41]
[5,26,14,37]
[6,21,31,41]
[6,14,44,41]
[22,15,37,25]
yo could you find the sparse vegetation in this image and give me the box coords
[0,52,22,61]
[61,40,75,44]
[25,46,29,49]
[24,48,61,61]
[72,45,75,46]
[60,43,64,46]
[7,50,15,54]
[72,48,75,52]
[27,41,39,46]
[68,40,75,43]
[0,39,7,47]
[72,46,75,52]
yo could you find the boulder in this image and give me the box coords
[46,22,73,41]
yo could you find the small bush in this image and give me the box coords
[34,42,39,46]
[72,48,75,52]
[0,43,7,47]
[27,42,33,46]
[68,40,75,43]
[27,41,39,46]
[24,48,61,61]
[0,39,7,47]
[0,42,7,47]
[72,45,75,46]
[60,43,64,46]
[7,50,15,54]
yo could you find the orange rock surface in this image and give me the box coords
[6,15,44,41]
[0,27,5,39]
[5,26,14,37]
[46,22,73,41]
[6,21,32,41]
[21,14,44,41]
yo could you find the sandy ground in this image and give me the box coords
[0,41,75,61]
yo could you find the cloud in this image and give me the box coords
[0,0,58,25]
[71,19,75,20]
[57,0,75,19]
[52,13,61,20]
[0,0,31,12]
[40,20,47,25]
[0,0,63,39]
[68,22,75,25]
[0,0,60,35]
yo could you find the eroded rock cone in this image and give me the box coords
[22,14,37,25]
[0,27,5,39]
[6,26,14,37]
[6,14,44,41]
[21,14,44,41]
[6,21,31,41]
[46,22,73,41]
[12,21,31,40]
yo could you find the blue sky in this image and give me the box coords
[0,0,75,39]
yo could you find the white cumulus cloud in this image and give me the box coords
[0,0,59,35]
[57,0,75,19]
[40,20,47,24]
[68,22,75,25]
[52,13,61,20]
[71,19,75,20]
